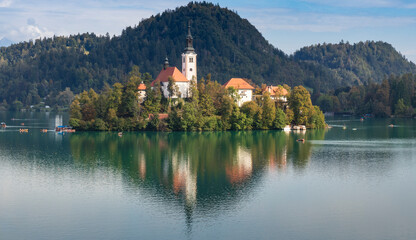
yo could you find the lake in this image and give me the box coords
[1,111,416,240]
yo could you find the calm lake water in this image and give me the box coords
[1,111,416,240]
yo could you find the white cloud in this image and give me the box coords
[8,18,54,41]
[0,0,12,7]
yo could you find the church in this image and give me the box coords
[144,23,256,107]
[150,23,197,98]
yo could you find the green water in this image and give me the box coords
[1,111,416,240]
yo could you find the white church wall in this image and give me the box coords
[237,89,253,107]
[160,82,190,98]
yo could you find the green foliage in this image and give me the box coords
[93,118,108,131]
[143,81,162,116]
[69,99,82,119]
[118,80,139,118]
[321,74,416,117]
[241,101,259,119]
[294,41,416,87]
[199,93,215,116]
[181,102,199,131]
[260,93,276,129]
[68,118,81,129]
[289,86,313,125]
[167,76,179,99]
[395,98,414,117]
[307,106,326,129]
[12,100,23,111]
[274,108,286,129]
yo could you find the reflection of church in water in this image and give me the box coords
[68,129,317,234]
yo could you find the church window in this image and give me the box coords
[183,57,185,63]
[190,68,193,71]
[189,57,193,63]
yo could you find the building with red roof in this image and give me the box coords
[263,85,288,102]
[150,58,190,98]
[137,81,147,103]
[147,23,197,99]
[223,78,255,106]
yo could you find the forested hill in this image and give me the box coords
[294,41,416,86]
[0,2,415,108]
[0,2,329,107]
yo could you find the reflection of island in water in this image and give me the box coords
[70,131,325,214]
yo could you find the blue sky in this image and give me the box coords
[0,0,415,62]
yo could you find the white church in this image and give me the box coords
[149,23,197,98]
[139,23,256,106]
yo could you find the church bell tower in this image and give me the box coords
[181,22,197,82]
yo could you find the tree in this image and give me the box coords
[200,93,215,116]
[181,102,199,131]
[395,98,413,117]
[307,106,325,129]
[273,108,286,129]
[167,76,179,102]
[227,87,241,105]
[55,87,74,107]
[260,92,276,129]
[143,81,161,116]
[107,83,123,112]
[69,99,82,119]
[288,86,313,125]
[218,95,234,130]
[118,80,138,118]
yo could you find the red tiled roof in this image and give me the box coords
[151,67,188,87]
[223,78,255,90]
[264,86,288,96]
[137,83,146,90]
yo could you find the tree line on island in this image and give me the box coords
[69,66,325,131]
[314,74,416,117]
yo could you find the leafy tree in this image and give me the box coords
[118,80,138,118]
[395,98,414,117]
[12,100,23,111]
[69,99,82,119]
[143,81,161,116]
[181,102,199,131]
[199,93,215,116]
[288,86,313,125]
[274,108,286,129]
[167,76,179,102]
[55,87,74,107]
[241,101,259,120]
[260,92,276,129]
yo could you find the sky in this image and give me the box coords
[0,0,415,62]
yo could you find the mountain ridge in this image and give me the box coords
[0,2,414,107]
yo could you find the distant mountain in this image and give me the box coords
[0,2,415,107]
[0,38,13,47]
[294,41,416,87]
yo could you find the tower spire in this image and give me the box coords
[164,56,169,70]
[184,21,194,53]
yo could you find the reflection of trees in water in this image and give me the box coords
[69,131,325,207]
[69,130,325,234]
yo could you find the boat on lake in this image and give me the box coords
[55,126,76,133]
[0,122,6,128]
